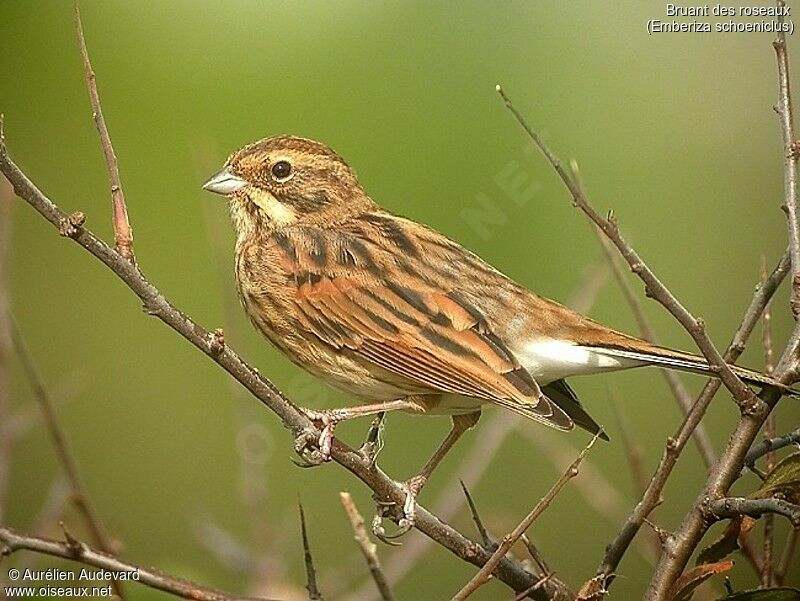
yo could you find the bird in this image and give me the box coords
[203,134,794,538]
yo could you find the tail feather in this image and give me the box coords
[542,379,608,440]
[587,344,799,398]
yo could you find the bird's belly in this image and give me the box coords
[519,339,639,383]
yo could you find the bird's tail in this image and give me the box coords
[587,343,799,398]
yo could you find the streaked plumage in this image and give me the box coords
[207,135,789,439]
[204,134,795,536]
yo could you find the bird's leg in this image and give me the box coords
[373,410,481,542]
[294,400,415,466]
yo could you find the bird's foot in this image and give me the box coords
[371,475,427,544]
[292,408,341,467]
[292,428,328,467]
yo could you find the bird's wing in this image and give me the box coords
[280,224,574,431]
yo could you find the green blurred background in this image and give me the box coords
[2,2,799,599]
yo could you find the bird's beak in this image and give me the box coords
[202,168,248,195]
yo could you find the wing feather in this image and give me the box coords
[283,219,575,431]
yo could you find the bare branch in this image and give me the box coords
[761,263,777,587]
[744,427,800,470]
[460,481,492,549]
[0,144,564,599]
[644,8,800,593]
[706,497,800,528]
[0,525,271,601]
[72,0,134,262]
[497,84,754,407]
[450,433,600,601]
[520,535,552,580]
[339,493,394,601]
[773,1,800,318]
[597,249,790,586]
[591,223,715,467]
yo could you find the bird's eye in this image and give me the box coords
[271,160,292,181]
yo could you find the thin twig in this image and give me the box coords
[744,427,800,470]
[513,575,554,601]
[645,9,800,594]
[497,84,753,407]
[0,147,557,601]
[761,257,776,587]
[72,0,134,262]
[706,497,800,528]
[0,525,271,600]
[342,264,608,601]
[774,2,800,318]
[590,220,715,467]
[299,503,323,601]
[460,481,493,549]
[520,535,552,579]
[339,493,394,601]
[597,249,790,585]
[450,433,600,601]
[9,321,123,598]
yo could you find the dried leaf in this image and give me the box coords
[697,517,742,565]
[716,587,800,600]
[755,451,800,504]
[667,560,734,601]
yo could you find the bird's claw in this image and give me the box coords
[292,408,342,466]
[371,480,419,544]
[292,427,329,467]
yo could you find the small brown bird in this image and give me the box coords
[204,135,793,536]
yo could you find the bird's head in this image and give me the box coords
[203,135,370,234]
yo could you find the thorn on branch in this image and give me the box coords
[460,480,493,549]
[299,502,324,601]
[451,432,600,600]
[643,518,670,546]
[60,522,83,556]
